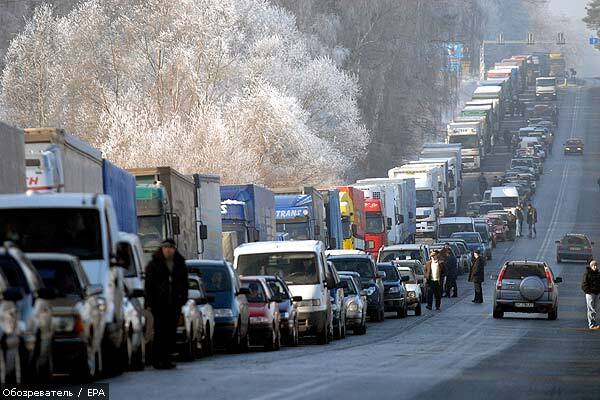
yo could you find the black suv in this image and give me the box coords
[377,263,409,318]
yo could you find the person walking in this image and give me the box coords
[582,260,600,330]
[145,239,189,369]
[526,203,538,238]
[597,177,600,192]
[503,129,511,148]
[442,244,458,298]
[507,211,517,241]
[515,205,524,237]
[478,173,488,199]
[424,250,446,310]
[469,250,485,303]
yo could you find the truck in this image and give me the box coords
[405,162,449,217]
[273,187,327,244]
[338,186,366,250]
[102,160,138,234]
[447,120,484,171]
[465,99,502,126]
[460,105,495,150]
[352,183,397,255]
[420,144,462,215]
[412,157,458,216]
[192,174,223,260]
[129,167,198,260]
[549,53,566,83]
[320,189,344,250]
[388,165,444,238]
[0,122,25,194]
[24,127,103,193]
[535,77,557,101]
[220,184,276,260]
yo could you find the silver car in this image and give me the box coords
[493,261,562,320]
[338,272,367,335]
[188,274,215,356]
[396,266,422,316]
[0,269,23,384]
[390,260,425,302]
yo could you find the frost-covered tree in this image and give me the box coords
[0,0,367,186]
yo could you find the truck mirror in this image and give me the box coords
[199,224,208,240]
[386,217,393,230]
[397,215,404,225]
[172,214,181,236]
[351,224,357,236]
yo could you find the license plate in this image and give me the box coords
[515,302,534,308]
[570,247,581,251]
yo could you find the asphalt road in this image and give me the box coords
[105,82,600,400]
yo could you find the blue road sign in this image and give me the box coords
[590,37,599,45]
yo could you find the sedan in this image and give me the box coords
[338,273,367,335]
[377,263,409,318]
[564,138,584,154]
[556,234,594,263]
[484,214,509,241]
[177,276,209,360]
[396,267,422,316]
[264,276,302,346]
[28,253,104,379]
[450,232,487,255]
[241,277,281,351]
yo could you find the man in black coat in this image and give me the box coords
[145,239,188,369]
[469,250,485,303]
[442,243,458,298]
[582,260,600,330]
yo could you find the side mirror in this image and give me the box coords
[554,277,563,283]
[2,287,23,302]
[555,240,560,244]
[397,215,405,224]
[337,280,349,289]
[172,214,181,236]
[401,276,410,282]
[386,217,393,231]
[292,296,303,302]
[36,287,56,300]
[377,271,387,279]
[85,284,103,297]
[238,287,251,296]
[129,288,145,298]
[198,224,208,240]
[188,289,202,301]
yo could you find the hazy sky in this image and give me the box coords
[549,0,587,18]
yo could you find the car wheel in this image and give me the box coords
[317,323,329,345]
[397,306,406,319]
[493,307,504,319]
[415,303,422,316]
[202,324,214,357]
[548,307,558,320]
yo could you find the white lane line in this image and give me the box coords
[247,376,332,400]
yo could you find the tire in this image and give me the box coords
[415,303,422,316]
[548,307,558,320]
[317,323,329,345]
[493,307,504,319]
[354,320,367,335]
[202,324,214,357]
[264,326,276,351]
[397,306,406,319]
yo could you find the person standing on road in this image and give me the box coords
[581,260,600,330]
[442,244,458,298]
[478,173,488,199]
[507,211,517,241]
[597,177,600,192]
[526,204,538,238]
[424,250,446,311]
[503,129,511,148]
[145,239,189,369]
[515,205,524,237]
[469,250,485,304]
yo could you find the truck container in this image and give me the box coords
[320,189,344,250]
[102,160,138,234]
[0,122,25,194]
[420,144,462,215]
[447,121,484,171]
[24,127,102,193]
[192,174,223,260]
[465,99,502,129]
[273,187,327,244]
[409,158,455,216]
[337,186,366,250]
[129,167,197,260]
[535,77,557,101]
[460,105,495,150]
[352,183,395,255]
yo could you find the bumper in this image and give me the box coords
[52,337,86,373]
[557,252,592,261]
[495,300,555,313]
[345,314,363,329]
[214,318,238,345]
[563,149,583,154]
[297,310,327,336]
[383,295,405,311]
[248,323,273,344]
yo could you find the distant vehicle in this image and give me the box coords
[484,215,509,242]
[478,202,504,216]
[430,243,465,275]
[264,276,302,346]
[378,244,430,265]
[240,276,282,351]
[177,275,214,360]
[450,232,486,255]
[563,138,584,155]
[0,266,25,384]
[338,273,367,335]
[376,263,409,318]
[28,253,104,379]
[390,260,425,298]
[326,261,348,339]
[493,261,562,320]
[441,239,472,273]
[437,217,475,240]
[556,234,594,263]
[466,201,485,217]
[186,260,250,352]
[474,221,494,259]
[328,254,385,322]
[396,266,422,316]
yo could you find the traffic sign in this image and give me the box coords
[590,37,599,45]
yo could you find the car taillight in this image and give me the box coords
[74,316,85,336]
[496,266,506,290]
[545,267,554,292]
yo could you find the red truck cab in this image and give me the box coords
[364,198,387,256]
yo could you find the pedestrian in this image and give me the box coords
[469,250,485,303]
[515,205,524,237]
[424,250,446,310]
[526,203,537,238]
[478,173,488,198]
[442,243,458,298]
[582,260,600,330]
[506,211,517,241]
[597,177,600,192]
[503,129,511,147]
[145,239,189,369]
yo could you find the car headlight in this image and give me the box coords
[389,286,401,293]
[347,302,359,312]
[52,316,76,333]
[214,308,234,318]
[565,147,570,150]
[365,286,377,296]
[250,317,270,324]
[298,299,321,307]
[577,147,582,150]
[407,291,416,298]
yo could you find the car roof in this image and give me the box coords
[439,217,473,224]
[505,261,547,267]
[186,259,229,267]
[25,253,79,263]
[328,254,372,260]
[235,240,324,255]
[325,249,366,256]
[561,233,590,239]
[381,244,425,251]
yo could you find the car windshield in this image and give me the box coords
[377,264,399,281]
[267,279,289,299]
[276,222,310,241]
[438,223,473,238]
[565,140,582,146]
[480,204,504,214]
[474,224,489,240]
[365,212,385,234]
[137,215,165,253]
[329,258,374,281]
[195,266,232,293]
[449,135,479,147]
[561,236,590,246]
[503,264,546,279]
[416,190,434,208]
[237,252,319,285]
[340,276,357,295]
[537,78,555,86]
[30,259,83,297]
[0,256,31,293]
[397,269,416,283]
[0,209,102,260]
[451,233,481,243]
[380,250,422,262]
[241,281,267,303]
[493,197,518,208]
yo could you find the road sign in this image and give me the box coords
[589,37,599,45]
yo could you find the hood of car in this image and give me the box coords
[404,283,420,292]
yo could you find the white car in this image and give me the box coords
[395,266,422,316]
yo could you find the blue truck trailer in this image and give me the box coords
[273,187,327,245]
[102,159,138,234]
[321,189,343,249]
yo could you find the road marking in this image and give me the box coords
[247,376,332,400]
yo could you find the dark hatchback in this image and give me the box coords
[376,263,408,318]
[556,234,594,263]
[563,138,584,155]
[186,260,250,352]
[328,255,386,322]
[264,276,302,346]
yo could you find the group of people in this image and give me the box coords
[506,203,538,239]
[423,244,486,310]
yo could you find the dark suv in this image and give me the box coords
[328,255,386,322]
[377,263,408,318]
[556,234,594,263]
[186,260,250,352]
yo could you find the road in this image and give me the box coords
[105,82,600,400]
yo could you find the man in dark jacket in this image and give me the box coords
[469,250,485,303]
[424,250,446,310]
[442,244,458,298]
[478,173,488,198]
[526,203,537,238]
[507,211,517,241]
[582,260,600,330]
[515,205,524,237]
[145,239,188,369]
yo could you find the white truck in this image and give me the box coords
[447,121,484,171]
[24,128,103,193]
[0,122,25,194]
[420,143,462,215]
[388,165,444,238]
[192,174,223,260]
[535,77,557,101]
[411,157,458,216]
[353,182,399,247]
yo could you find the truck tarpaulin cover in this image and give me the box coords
[103,159,138,234]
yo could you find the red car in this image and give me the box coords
[240,277,282,351]
[484,214,508,241]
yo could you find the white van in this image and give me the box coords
[437,217,475,239]
[234,240,333,344]
[490,186,519,214]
